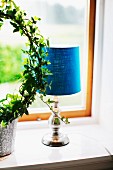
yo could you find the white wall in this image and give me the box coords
[94,0,113,132]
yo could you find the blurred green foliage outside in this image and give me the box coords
[0,44,22,83]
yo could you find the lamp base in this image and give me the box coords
[42,132,69,147]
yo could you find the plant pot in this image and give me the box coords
[0,119,17,157]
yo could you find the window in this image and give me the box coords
[0,0,96,121]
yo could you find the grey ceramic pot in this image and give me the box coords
[0,119,17,157]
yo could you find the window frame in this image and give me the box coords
[19,0,96,122]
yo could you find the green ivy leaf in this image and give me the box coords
[65,118,70,124]
[0,98,6,103]
[54,117,60,125]
[1,120,7,127]
[10,21,17,28]
[47,98,54,104]
[47,39,49,47]
[13,27,19,32]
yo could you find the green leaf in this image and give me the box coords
[61,116,65,121]
[54,117,60,125]
[47,98,54,104]
[34,16,39,21]
[0,98,6,103]
[47,39,49,47]
[10,21,17,28]
[0,18,3,22]
[1,120,7,127]
[47,61,51,65]
[65,118,70,124]
[13,27,19,32]
[0,22,3,29]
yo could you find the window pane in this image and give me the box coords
[0,0,89,111]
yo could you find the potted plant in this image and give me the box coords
[0,0,69,156]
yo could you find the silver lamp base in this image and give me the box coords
[42,132,69,147]
[42,96,69,147]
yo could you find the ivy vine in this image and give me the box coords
[0,0,69,127]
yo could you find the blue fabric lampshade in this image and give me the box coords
[46,46,81,95]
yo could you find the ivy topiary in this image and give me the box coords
[0,0,69,127]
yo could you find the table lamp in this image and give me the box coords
[42,46,81,147]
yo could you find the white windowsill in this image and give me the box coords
[0,118,113,170]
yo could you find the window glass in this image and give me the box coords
[0,0,89,112]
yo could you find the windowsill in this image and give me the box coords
[0,119,113,170]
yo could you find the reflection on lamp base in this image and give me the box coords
[42,132,69,147]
